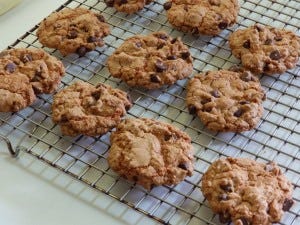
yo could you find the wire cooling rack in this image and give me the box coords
[1,0,300,224]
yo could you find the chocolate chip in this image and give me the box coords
[87,36,100,43]
[5,62,16,73]
[234,108,243,117]
[243,40,251,49]
[132,176,138,182]
[275,36,282,41]
[170,38,177,44]
[240,100,250,105]
[265,38,273,45]
[155,33,168,40]
[97,14,105,22]
[201,98,211,104]
[240,71,253,82]
[135,42,142,48]
[124,104,131,111]
[120,0,127,4]
[209,0,220,5]
[265,163,274,172]
[181,51,190,60]
[67,30,78,39]
[188,105,196,114]
[219,213,231,223]
[184,5,188,11]
[204,105,213,112]
[219,193,228,201]
[105,0,114,7]
[263,63,270,72]
[255,24,264,32]
[92,91,101,100]
[218,22,228,30]
[240,218,249,225]
[228,65,241,72]
[178,163,189,170]
[157,43,165,49]
[210,90,220,98]
[150,74,161,83]
[21,54,33,63]
[77,46,87,57]
[163,1,172,10]
[282,198,294,211]
[220,184,233,192]
[270,50,281,60]
[164,134,172,141]
[155,60,167,72]
[167,55,177,60]
[60,115,68,123]
[262,92,266,100]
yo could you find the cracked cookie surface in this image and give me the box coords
[37,8,110,56]
[0,48,65,94]
[107,32,193,89]
[107,118,194,190]
[229,24,300,75]
[0,73,36,112]
[186,69,265,132]
[105,0,154,14]
[202,157,294,225]
[52,81,132,136]
[164,0,239,35]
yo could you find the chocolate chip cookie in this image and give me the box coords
[37,8,110,56]
[107,32,193,89]
[229,24,300,75]
[164,0,239,36]
[107,118,194,190]
[0,48,65,94]
[52,81,132,136]
[186,69,265,132]
[104,0,154,14]
[0,73,36,112]
[202,157,294,225]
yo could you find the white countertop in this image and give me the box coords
[0,1,158,225]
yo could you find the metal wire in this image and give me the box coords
[1,0,300,224]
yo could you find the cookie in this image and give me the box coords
[201,157,294,225]
[104,0,154,14]
[0,73,36,112]
[52,81,132,136]
[164,0,239,36]
[186,69,265,132]
[107,118,194,190]
[229,24,300,75]
[107,32,193,89]
[0,48,65,94]
[37,8,110,56]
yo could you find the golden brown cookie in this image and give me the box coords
[229,24,300,75]
[164,0,239,35]
[52,81,132,136]
[186,69,266,132]
[107,32,193,89]
[0,73,36,112]
[107,118,194,190]
[202,157,294,225]
[0,48,65,94]
[37,8,110,56]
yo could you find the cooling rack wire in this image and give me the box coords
[0,0,299,224]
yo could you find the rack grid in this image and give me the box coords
[0,0,299,224]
